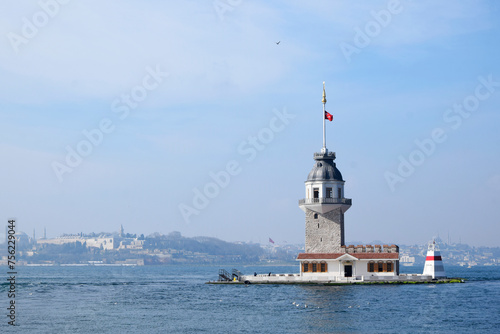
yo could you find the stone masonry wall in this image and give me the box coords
[305,208,344,253]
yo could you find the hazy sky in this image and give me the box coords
[1,0,499,247]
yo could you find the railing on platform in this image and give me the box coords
[218,269,232,282]
[218,268,244,282]
[298,197,352,205]
[232,269,242,281]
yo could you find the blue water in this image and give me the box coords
[1,265,499,333]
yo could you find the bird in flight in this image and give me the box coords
[276,41,280,45]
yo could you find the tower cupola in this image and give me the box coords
[299,151,351,214]
[307,152,343,182]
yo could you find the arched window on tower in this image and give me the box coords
[314,213,318,219]
[338,188,342,199]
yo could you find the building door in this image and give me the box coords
[344,265,352,277]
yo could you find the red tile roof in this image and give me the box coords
[297,252,399,260]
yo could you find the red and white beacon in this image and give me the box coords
[422,240,446,279]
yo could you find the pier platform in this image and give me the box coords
[207,270,464,285]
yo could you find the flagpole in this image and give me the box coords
[322,82,327,154]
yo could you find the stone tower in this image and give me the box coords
[298,83,351,253]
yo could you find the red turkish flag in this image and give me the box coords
[325,111,333,121]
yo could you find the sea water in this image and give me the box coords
[1,265,499,333]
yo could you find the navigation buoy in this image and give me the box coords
[422,240,446,279]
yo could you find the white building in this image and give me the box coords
[37,236,114,250]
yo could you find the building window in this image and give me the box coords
[326,187,332,198]
[313,188,319,199]
[320,263,327,272]
[337,188,342,198]
[314,213,318,219]
[318,223,320,228]
[368,261,393,273]
[303,263,309,272]
[312,263,317,272]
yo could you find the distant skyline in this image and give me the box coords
[11,226,491,249]
[1,1,500,247]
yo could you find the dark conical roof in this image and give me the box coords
[307,152,344,181]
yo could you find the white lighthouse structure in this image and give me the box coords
[423,240,446,278]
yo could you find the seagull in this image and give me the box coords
[276,41,280,45]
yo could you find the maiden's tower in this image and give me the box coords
[296,83,400,281]
[218,83,456,284]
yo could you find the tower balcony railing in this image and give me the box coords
[299,197,352,205]
[314,152,336,159]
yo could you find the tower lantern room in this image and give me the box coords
[298,151,351,215]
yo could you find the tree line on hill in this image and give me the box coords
[16,231,274,264]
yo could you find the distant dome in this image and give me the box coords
[307,159,343,181]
